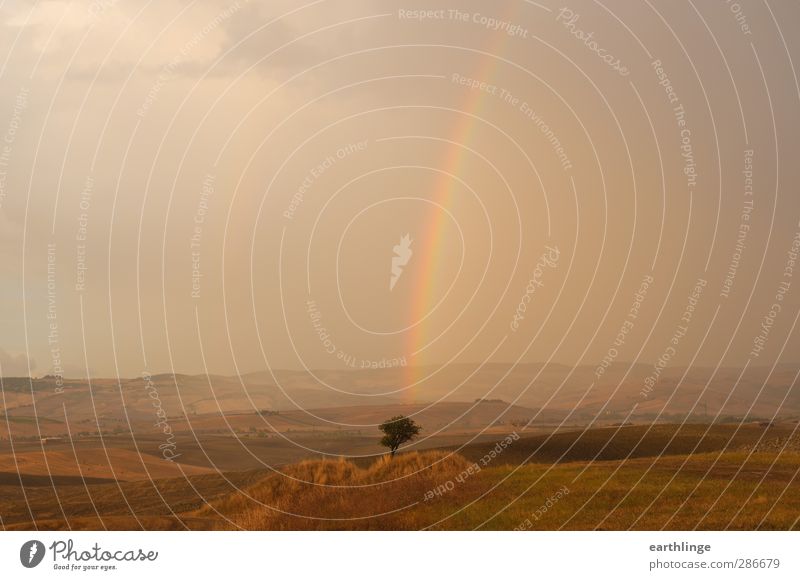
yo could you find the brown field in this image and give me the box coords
[1,422,798,531]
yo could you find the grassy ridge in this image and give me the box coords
[203,449,800,530]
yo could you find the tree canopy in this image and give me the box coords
[378,415,421,457]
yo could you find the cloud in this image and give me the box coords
[0,348,36,376]
[1,0,246,81]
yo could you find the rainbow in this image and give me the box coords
[403,8,517,401]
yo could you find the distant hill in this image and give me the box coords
[3,364,798,432]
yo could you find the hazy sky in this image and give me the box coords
[0,0,798,378]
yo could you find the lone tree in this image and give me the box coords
[378,415,421,457]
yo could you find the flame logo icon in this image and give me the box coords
[19,540,46,568]
[390,234,413,291]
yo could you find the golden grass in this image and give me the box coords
[204,451,474,530]
[4,425,799,530]
[201,448,800,531]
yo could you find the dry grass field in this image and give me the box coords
[206,449,800,531]
[1,423,798,531]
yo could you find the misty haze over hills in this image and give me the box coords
[3,363,798,427]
